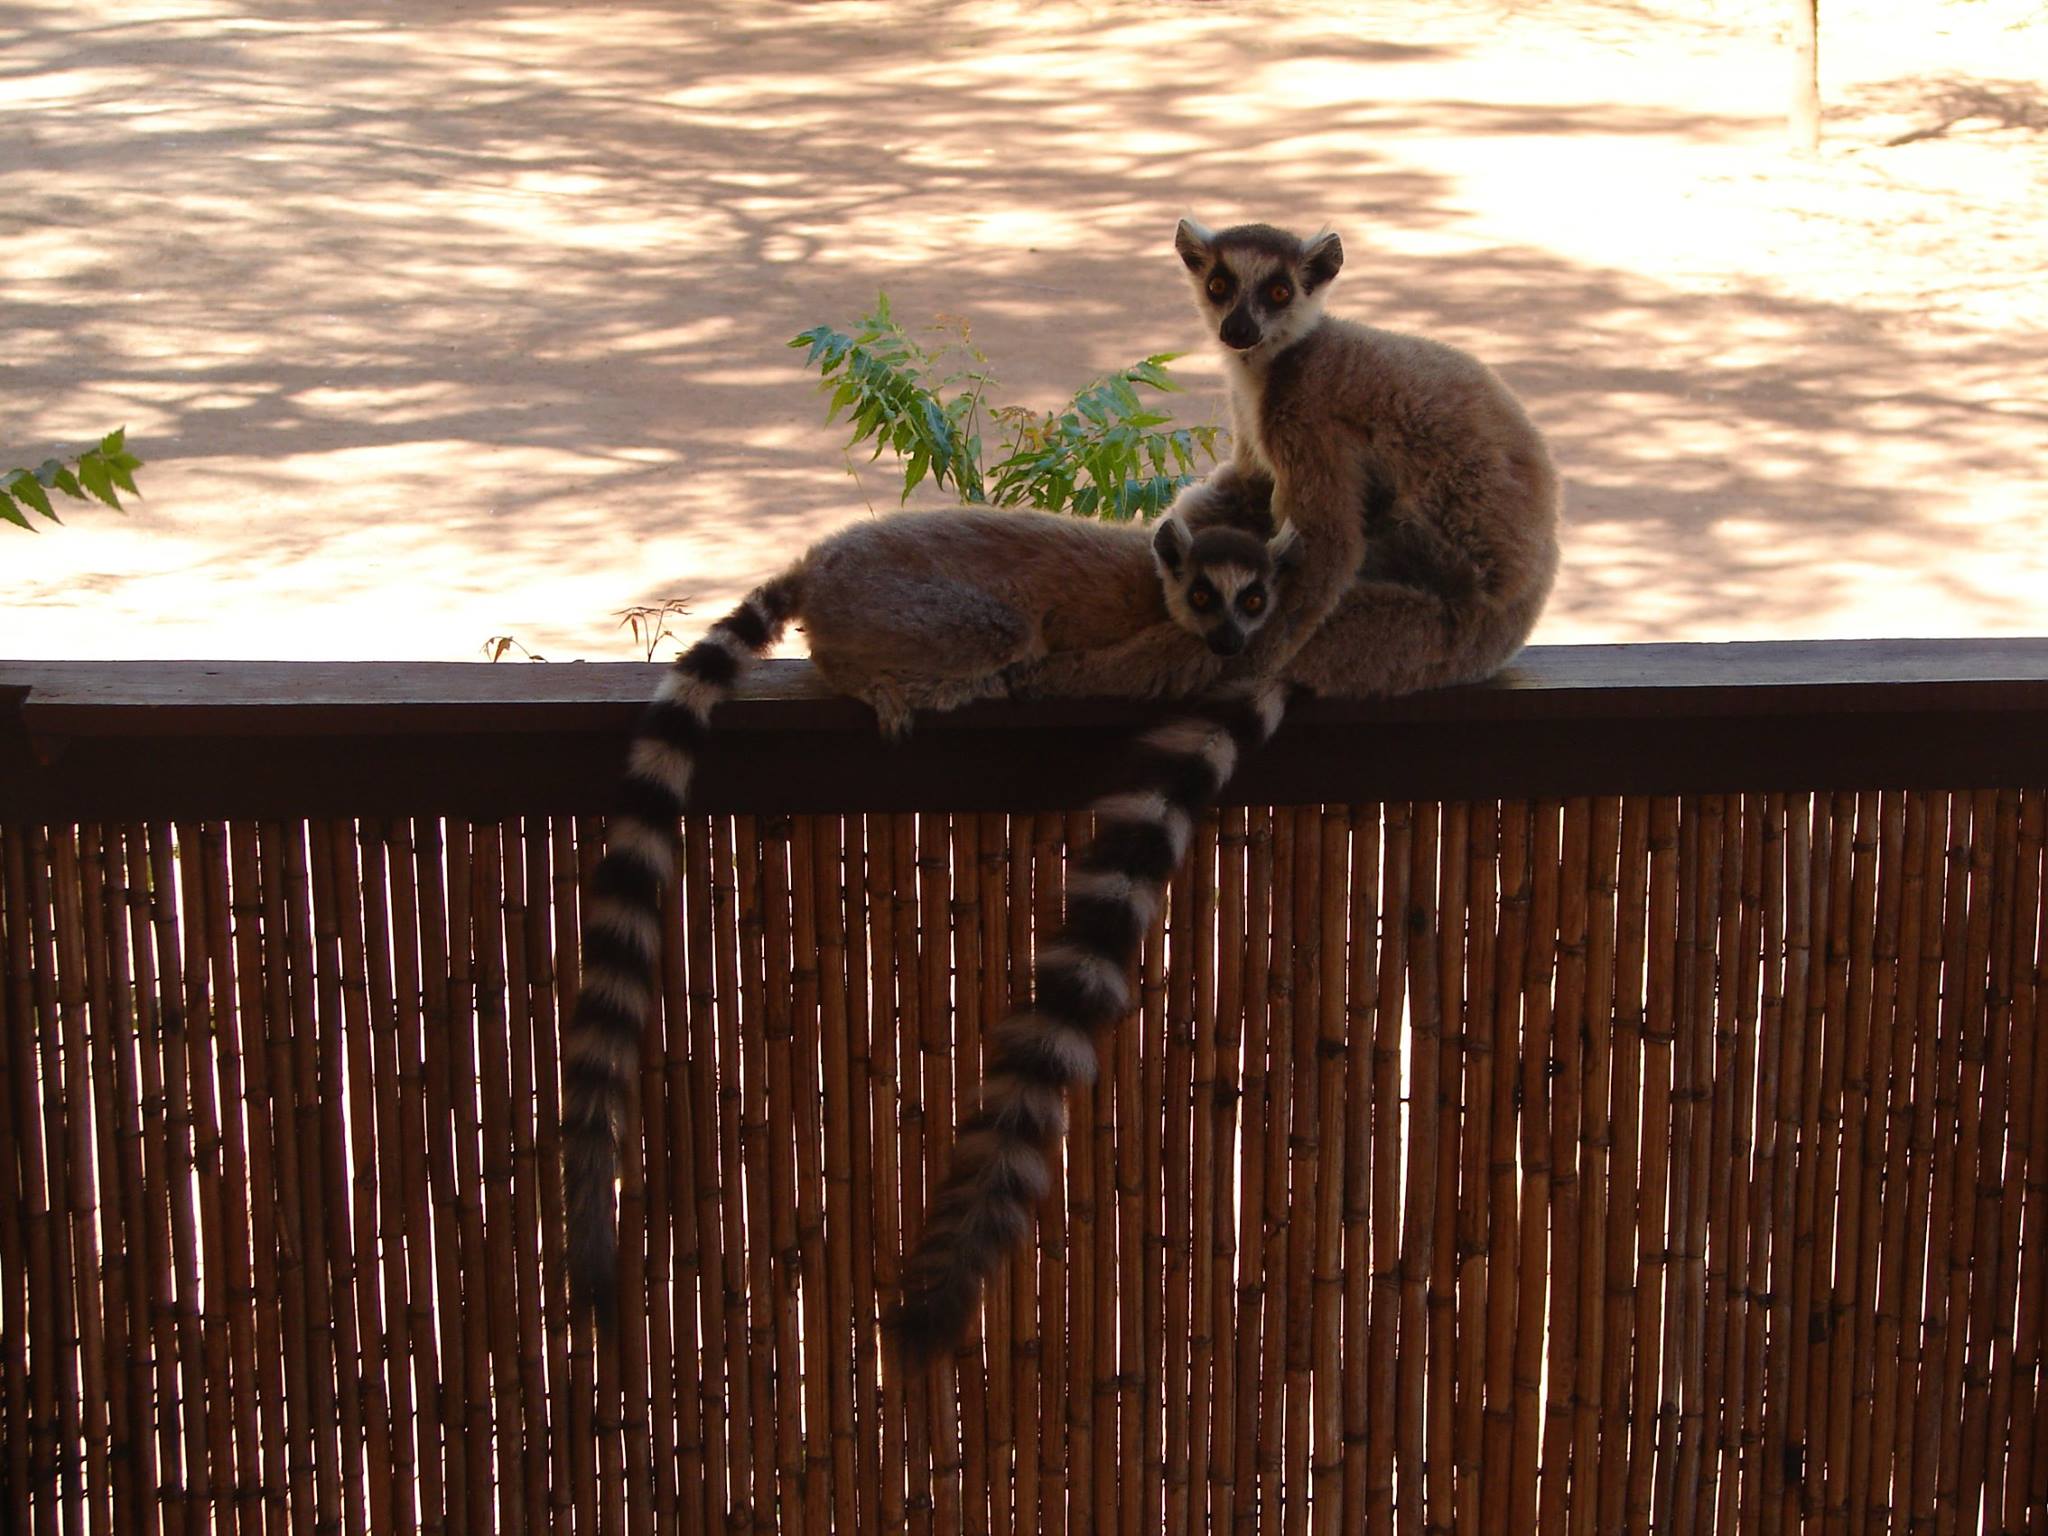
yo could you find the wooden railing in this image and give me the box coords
[2,642,2046,1535]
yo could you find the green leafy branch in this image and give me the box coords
[790,295,1219,522]
[3,429,143,530]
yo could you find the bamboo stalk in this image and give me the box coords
[1483,801,1531,1532]
[1541,800,1592,1532]
[1231,806,1275,1536]
[539,817,582,1533]
[2002,792,2048,1535]
[815,815,863,1536]
[1867,795,1924,1536]
[1656,800,1699,1536]
[1456,803,1499,1536]
[1719,796,1766,1536]
[734,818,788,1531]
[862,811,906,1535]
[375,817,448,1536]
[147,824,221,1532]
[947,813,990,1536]
[98,825,166,1535]
[1511,801,1560,1535]
[1669,798,1720,1536]
[50,827,113,1536]
[11,826,74,1530]
[1570,797,1622,1536]
[253,822,323,1536]
[914,813,961,1536]
[1310,806,1351,1536]
[345,822,425,1536]
[1896,794,1952,1535]
[1627,798,1679,1536]
[842,813,882,1536]
[1806,793,1854,1536]
[976,811,1016,1536]
[1839,791,1893,1536]
[1186,813,1222,1536]
[1167,824,1202,1536]
[1282,803,1322,1536]
[1212,805,1250,1536]
[1117,814,1157,1536]
[1086,802,1119,1536]
[1133,835,1170,1536]
[1924,793,1987,1536]
[1028,812,1066,1536]
[0,826,40,1536]
[790,816,837,1536]
[1953,790,2010,1531]
[321,820,400,1535]
[1397,803,1441,1536]
[1782,795,1824,1532]
[714,815,760,1531]
[1970,786,2030,1530]
[75,827,131,1536]
[1366,803,1412,1536]
[1257,807,1296,1536]
[1342,804,1383,1535]
[1426,802,1466,1536]
[503,820,562,1534]
[645,826,685,1536]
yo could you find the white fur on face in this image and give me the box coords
[1161,557,1274,641]
[1187,249,1332,357]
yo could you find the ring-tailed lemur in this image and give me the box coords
[891,218,1562,1364]
[564,505,1298,1321]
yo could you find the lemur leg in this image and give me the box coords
[1007,622,1226,702]
[1171,460,1276,537]
[808,576,1040,738]
[866,669,1017,736]
[1282,580,1541,698]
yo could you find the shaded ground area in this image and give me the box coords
[3,0,2043,660]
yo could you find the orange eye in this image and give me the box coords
[1188,586,1215,610]
[1240,591,1266,615]
[1206,275,1230,300]
[1268,282,1292,306]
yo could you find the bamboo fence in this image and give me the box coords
[3,654,2048,1533]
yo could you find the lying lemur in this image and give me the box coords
[563,504,1298,1318]
[891,217,1564,1362]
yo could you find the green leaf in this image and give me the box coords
[76,453,121,509]
[50,467,83,500]
[0,491,30,529]
[6,471,55,519]
[100,426,126,456]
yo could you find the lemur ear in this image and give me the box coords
[1174,218,1216,273]
[1268,522,1304,577]
[1153,514,1192,576]
[1301,229,1343,291]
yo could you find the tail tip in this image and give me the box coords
[568,1228,620,1334]
[885,1284,974,1371]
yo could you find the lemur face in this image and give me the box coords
[1152,517,1304,656]
[1174,218,1343,359]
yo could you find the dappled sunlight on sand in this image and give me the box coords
[2,0,2043,660]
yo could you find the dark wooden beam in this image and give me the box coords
[3,640,2045,820]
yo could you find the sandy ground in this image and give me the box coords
[3,0,2043,662]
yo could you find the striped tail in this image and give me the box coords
[889,676,1292,1365]
[564,571,801,1324]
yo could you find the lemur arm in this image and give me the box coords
[1237,454,1370,675]
[1170,460,1276,538]
[1007,623,1225,702]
